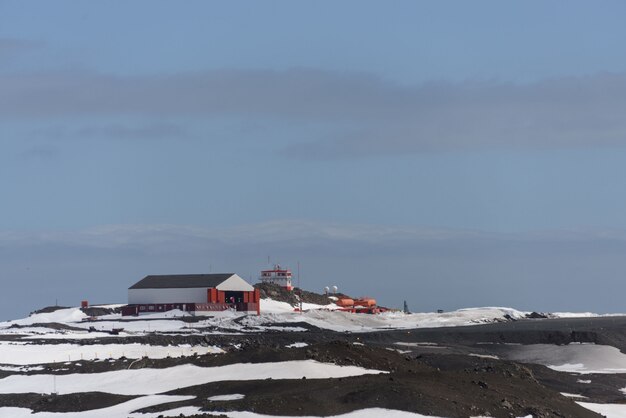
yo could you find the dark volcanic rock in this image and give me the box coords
[0,392,136,413]
[125,342,601,418]
[526,311,549,319]
[81,306,122,317]
[255,282,337,307]
[31,306,70,315]
[0,333,608,417]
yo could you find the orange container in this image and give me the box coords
[354,298,376,307]
[336,298,355,307]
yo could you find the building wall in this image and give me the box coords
[215,274,255,292]
[128,287,209,304]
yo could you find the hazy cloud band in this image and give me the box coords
[3,69,626,157]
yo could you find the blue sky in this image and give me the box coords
[2,1,626,319]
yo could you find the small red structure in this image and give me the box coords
[207,288,261,315]
[81,300,89,308]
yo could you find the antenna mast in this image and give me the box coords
[297,261,302,313]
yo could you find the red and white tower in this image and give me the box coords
[259,264,293,291]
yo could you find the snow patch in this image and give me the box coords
[0,341,222,365]
[502,343,626,374]
[560,392,587,399]
[578,402,626,417]
[0,360,386,395]
[468,353,500,360]
[285,342,308,348]
[0,395,193,418]
[209,393,246,401]
[204,408,442,417]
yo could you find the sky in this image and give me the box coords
[2,1,626,319]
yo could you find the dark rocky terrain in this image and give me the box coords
[3,295,626,417]
[0,339,605,417]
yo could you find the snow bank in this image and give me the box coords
[551,312,600,318]
[0,306,531,335]
[265,306,529,332]
[259,298,339,314]
[204,409,441,417]
[0,307,87,327]
[578,402,626,417]
[208,393,246,401]
[154,407,447,418]
[0,341,222,365]
[258,302,528,332]
[285,342,308,348]
[503,343,626,374]
[560,392,587,399]
[0,360,386,395]
[259,298,299,314]
[2,300,620,337]
[72,319,190,333]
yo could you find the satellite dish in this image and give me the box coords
[324,286,330,295]
[331,285,338,294]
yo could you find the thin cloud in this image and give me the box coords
[3,69,626,156]
[0,38,43,55]
[29,123,194,141]
[19,144,59,160]
[2,222,626,318]
[2,221,626,257]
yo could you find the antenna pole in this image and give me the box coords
[298,261,302,313]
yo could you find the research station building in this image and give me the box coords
[122,273,260,316]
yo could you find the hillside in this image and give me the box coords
[1,298,626,417]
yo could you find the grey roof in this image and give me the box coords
[129,274,235,290]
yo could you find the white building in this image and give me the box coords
[259,264,293,291]
[128,273,254,305]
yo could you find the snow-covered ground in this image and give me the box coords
[203,409,445,418]
[0,404,450,418]
[2,403,529,418]
[208,393,246,401]
[0,341,222,365]
[0,395,194,418]
[502,343,626,374]
[0,360,385,395]
[578,402,626,418]
[1,301,618,340]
